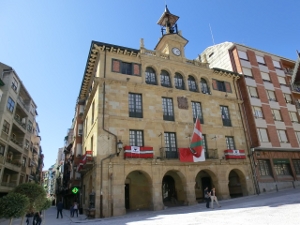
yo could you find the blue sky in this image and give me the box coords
[0,0,299,169]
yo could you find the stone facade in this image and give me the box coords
[75,7,255,218]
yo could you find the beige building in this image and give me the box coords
[73,7,254,218]
[0,62,43,197]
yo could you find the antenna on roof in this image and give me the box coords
[209,23,215,45]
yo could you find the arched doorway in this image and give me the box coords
[195,170,216,202]
[125,170,152,212]
[228,169,247,198]
[162,171,186,207]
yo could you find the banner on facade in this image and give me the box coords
[124,146,153,158]
[179,148,205,162]
[224,149,246,159]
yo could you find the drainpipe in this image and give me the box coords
[100,48,118,218]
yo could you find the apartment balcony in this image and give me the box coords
[0,155,5,164]
[5,158,22,172]
[0,182,17,188]
[13,115,26,131]
[17,96,30,113]
[0,131,9,141]
[10,137,23,150]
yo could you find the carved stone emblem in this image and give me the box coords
[177,97,188,109]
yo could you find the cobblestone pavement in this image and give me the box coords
[1,188,299,225]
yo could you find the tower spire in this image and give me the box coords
[157,5,179,36]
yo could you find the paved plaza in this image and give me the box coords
[1,188,299,225]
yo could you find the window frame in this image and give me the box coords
[225,136,235,149]
[160,70,171,88]
[253,106,264,119]
[2,120,10,134]
[258,160,272,176]
[274,162,291,176]
[164,132,178,159]
[7,97,15,113]
[162,97,174,121]
[129,93,143,118]
[278,76,286,85]
[200,78,210,94]
[261,72,270,81]
[220,106,232,127]
[188,75,198,92]
[145,67,157,85]
[11,77,18,92]
[256,55,265,64]
[242,67,253,77]
[266,90,277,102]
[277,130,288,143]
[192,101,204,124]
[271,109,282,121]
[129,130,144,147]
[248,86,259,98]
[289,111,298,123]
[257,128,269,142]
[238,51,248,61]
[174,73,185,90]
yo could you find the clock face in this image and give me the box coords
[172,48,181,56]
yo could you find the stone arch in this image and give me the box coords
[145,66,158,85]
[227,168,248,198]
[124,170,152,211]
[187,75,198,92]
[194,169,218,202]
[160,69,172,88]
[161,170,187,207]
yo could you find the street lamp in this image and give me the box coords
[117,140,123,156]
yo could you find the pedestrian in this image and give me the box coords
[34,211,42,225]
[210,187,221,209]
[56,200,63,219]
[204,187,211,208]
[73,201,79,217]
[25,211,34,225]
[70,204,74,217]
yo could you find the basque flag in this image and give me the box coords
[179,117,205,162]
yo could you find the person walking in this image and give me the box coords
[56,200,63,219]
[210,187,221,209]
[73,201,79,217]
[25,211,34,225]
[70,204,74,217]
[204,187,211,208]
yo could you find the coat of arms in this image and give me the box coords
[177,97,188,109]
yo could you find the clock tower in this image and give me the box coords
[155,5,188,59]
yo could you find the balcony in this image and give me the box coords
[5,158,22,172]
[0,155,5,164]
[10,137,23,149]
[14,116,26,131]
[17,96,29,112]
[0,182,17,188]
[1,131,9,141]
[159,147,179,159]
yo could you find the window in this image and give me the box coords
[261,72,270,81]
[271,109,282,121]
[256,55,265,64]
[273,60,281,69]
[248,86,258,98]
[188,75,198,92]
[296,132,300,145]
[11,77,18,92]
[2,120,10,134]
[25,139,30,149]
[145,67,157,85]
[202,134,208,159]
[212,79,232,93]
[129,130,143,146]
[129,93,143,118]
[174,73,185,90]
[293,160,300,175]
[164,132,178,159]
[192,102,204,124]
[258,160,272,176]
[7,97,15,113]
[274,162,291,175]
[289,111,298,123]
[278,76,286,85]
[220,106,231,126]
[253,106,263,118]
[160,70,171,87]
[238,51,248,60]
[162,97,174,121]
[91,102,95,124]
[85,117,88,136]
[22,157,26,167]
[284,93,292,104]
[266,90,276,101]
[90,136,94,151]
[0,143,5,155]
[30,104,35,115]
[257,128,269,142]
[242,68,253,77]
[200,78,210,94]
[277,130,288,143]
[27,120,33,132]
[111,59,141,76]
[225,136,235,149]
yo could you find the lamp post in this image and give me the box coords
[117,140,123,156]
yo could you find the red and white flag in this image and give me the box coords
[124,146,153,158]
[179,117,205,162]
